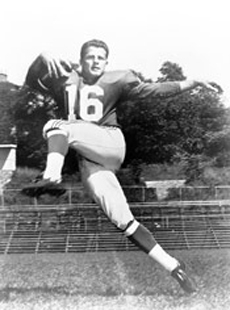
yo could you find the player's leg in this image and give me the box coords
[43,119,125,176]
[21,122,69,196]
[43,128,68,182]
[22,119,125,196]
[80,160,196,293]
[81,160,178,270]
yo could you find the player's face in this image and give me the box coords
[80,46,108,82]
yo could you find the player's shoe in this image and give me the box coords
[21,178,66,197]
[171,261,196,294]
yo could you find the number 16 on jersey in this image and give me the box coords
[65,84,104,122]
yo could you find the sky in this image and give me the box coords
[1,0,230,105]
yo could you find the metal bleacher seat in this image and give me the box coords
[0,199,230,253]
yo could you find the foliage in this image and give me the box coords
[13,87,58,168]
[0,82,19,143]
[157,61,186,82]
[119,61,228,178]
[203,110,230,167]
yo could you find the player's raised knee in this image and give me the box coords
[43,119,68,139]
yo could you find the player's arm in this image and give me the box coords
[178,79,218,92]
[123,71,218,100]
[25,52,73,93]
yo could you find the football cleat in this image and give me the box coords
[171,261,196,294]
[21,178,66,197]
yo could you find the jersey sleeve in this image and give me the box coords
[122,71,181,100]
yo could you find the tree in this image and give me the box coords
[119,61,227,170]
[0,81,19,143]
[204,108,230,167]
[157,61,186,82]
[118,62,187,165]
[14,86,79,173]
[14,87,58,168]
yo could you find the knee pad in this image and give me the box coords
[43,119,67,139]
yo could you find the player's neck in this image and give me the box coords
[81,73,103,85]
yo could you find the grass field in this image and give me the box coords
[0,249,230,310]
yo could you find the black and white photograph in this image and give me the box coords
[0,0,230,309]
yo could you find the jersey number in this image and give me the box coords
[66,85,104,122]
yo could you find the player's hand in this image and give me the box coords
[40,52,73,79]
[196,80,220,93]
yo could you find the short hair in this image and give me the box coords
[80,39,109,59]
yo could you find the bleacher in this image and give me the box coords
[1,197,230,254]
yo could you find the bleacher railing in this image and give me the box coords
[0,186,230,253]
[1,185,230,207]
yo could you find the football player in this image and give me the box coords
[22,39,217,293]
